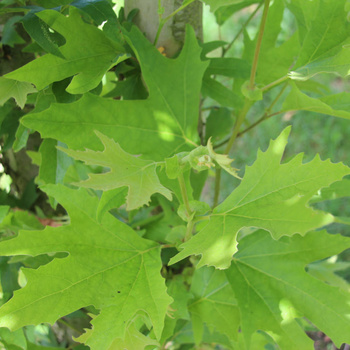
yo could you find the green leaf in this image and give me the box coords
[214,1,260,26]
[310,178,350,203]
[0,328,26,350]
[37,139,74,186]
[6,7,125,94]
[205,107,234,143]
[71,0,117,25]
[21,25,208,161]
[202,76,244,109]
[96,187,128,222]
[206,57,250,79]
[165,155,182,180]
[0,15,25,47]
[282,83,350,120]
[307,259,350,292]
[226,229,350,349]
[60,132,172,210]
[284,0,318,43]
[201,0,249,12]
[188,267,239,345]
[91,320,159,350]
[291,0,350,80]
[0,206,10,223]
[170,127,350,269]
[243,0,300,86]
[0,77,36,109]
[0,185,172,349]
[21,9,66,59]
[241,80,262,101]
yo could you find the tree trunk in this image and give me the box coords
[124,0,203,57]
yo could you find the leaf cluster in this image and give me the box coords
[0,0,349,349]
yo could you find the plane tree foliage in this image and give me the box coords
[0,0,349,349]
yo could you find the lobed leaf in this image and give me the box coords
[0,185,172,349]
[170,127,350,268]
[0,77,36,109]
[6,7,125,94]
[61,132,172,210]
[21,25,208,161]
[226,229,350,349]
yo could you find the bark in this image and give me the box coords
[124,0,203,57]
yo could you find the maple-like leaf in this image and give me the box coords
[21,25,208,161]
[5,7,126,94]
[0,185,172,350]
[60,131,172,210]
[170,127,350,269]
[226,229,350,349]
[0,77,36,109]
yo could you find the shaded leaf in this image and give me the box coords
[201,0,249,12]
[189,267,239,344]
[214,1,260,26]
[0,15,25,47]
[202,77,243,109]
[206,57,250,79]
[282,83,350,120]
[21,8,66,58]
[97,187,128,223]
[205,107,234,143]
[310,178,350,203]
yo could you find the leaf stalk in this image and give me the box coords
[213,0,271,208]
[249,0,271,89]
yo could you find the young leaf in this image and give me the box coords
[170,127,350,269]
[21,26,208,161]
[226,229,350,349]
[0,77,36,109]
[0,185,172,349]
[6,7,125,94]
[60,132,172,210]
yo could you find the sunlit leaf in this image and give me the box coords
[170,127,350,268]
